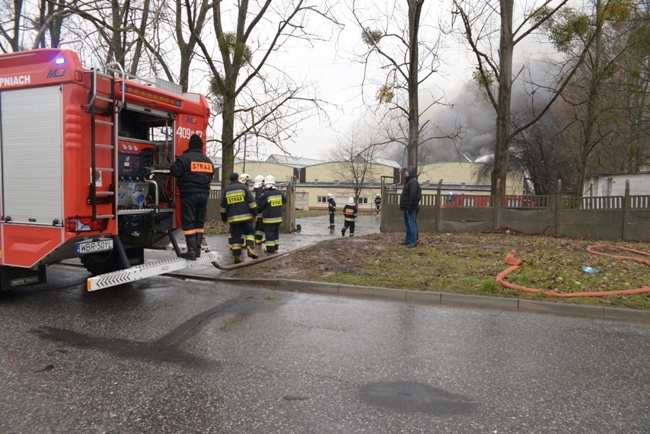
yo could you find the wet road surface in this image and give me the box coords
[1,262,649,433]
[2,216,649,432]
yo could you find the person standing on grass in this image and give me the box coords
[374,193,381,215]
[399,166,421,247]
[341,197,358,237]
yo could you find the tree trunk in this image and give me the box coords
[575,0,603,198]
[221,90,237,190]
[129,0,150,76]
[492,0,514,202]
[407,0,423,171]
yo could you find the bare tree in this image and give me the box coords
[510,109,575,195]
[351,0,452,172]
[0,0,25,52]
[190,0,340,190]
[451,0,596,202]
[328,125,385,203]
[0,0,71,52]
[174,0,210,91]
[541,0,645,195]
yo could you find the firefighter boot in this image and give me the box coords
[234,255,243,264]
[182,234,198,261]
[195,232,203,258]
[246,245,259,259]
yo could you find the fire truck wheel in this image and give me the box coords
[80,251,119,276]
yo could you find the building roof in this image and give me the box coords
[266,154,324,168]
[348,155,401,168]
[373,158,401,169]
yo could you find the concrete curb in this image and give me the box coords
[198,276,650,325]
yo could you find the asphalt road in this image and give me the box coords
[1,263,649,433]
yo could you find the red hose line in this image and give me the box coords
[496,247,650,298]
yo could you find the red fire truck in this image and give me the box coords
[0,48,217,292]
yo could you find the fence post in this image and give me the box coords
[493,179,500,230]
[280,179,296,233]
[379,175,394,234]
[435,179,443,232]
[622,179,630,240]
[553,179,562,235]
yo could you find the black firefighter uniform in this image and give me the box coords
[256,188,286,253]
[220,177,258,261]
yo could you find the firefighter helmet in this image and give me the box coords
[327,193,333,199]
[348,197,355,205]
[239,173,251,185]
[264,175,276,188]
[254,175,265,188]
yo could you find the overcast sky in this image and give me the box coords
[270,6,474,162]
[190,0,564,163]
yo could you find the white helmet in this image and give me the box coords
[327,193,333,199]
[264,175,276,188]
[254,175,264,188]
[348,197,355,205]
[239,173,251,185]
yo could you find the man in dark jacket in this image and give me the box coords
[220,172,259,263]
[170,134,214,260]
[399,166,421,247]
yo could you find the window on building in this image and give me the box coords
[358,197,368,204]
[317,196,328,203]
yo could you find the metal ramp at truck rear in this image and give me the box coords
[86,251,219,291]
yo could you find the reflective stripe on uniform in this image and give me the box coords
[228,214,254,223]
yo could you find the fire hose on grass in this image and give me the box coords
[496,245,650,297]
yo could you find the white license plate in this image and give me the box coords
[76,239,114,255]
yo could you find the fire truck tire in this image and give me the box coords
[80,251,119,276]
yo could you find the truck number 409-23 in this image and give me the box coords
[175,127,203,140]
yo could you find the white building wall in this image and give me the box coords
[584,173,650,196]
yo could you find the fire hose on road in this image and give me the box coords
[209,244,310,271]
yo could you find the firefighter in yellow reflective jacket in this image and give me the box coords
[341,197,358,237]
[220,172,258,263]
[256,175,286,253]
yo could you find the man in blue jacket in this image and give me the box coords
[399,166,421,247]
